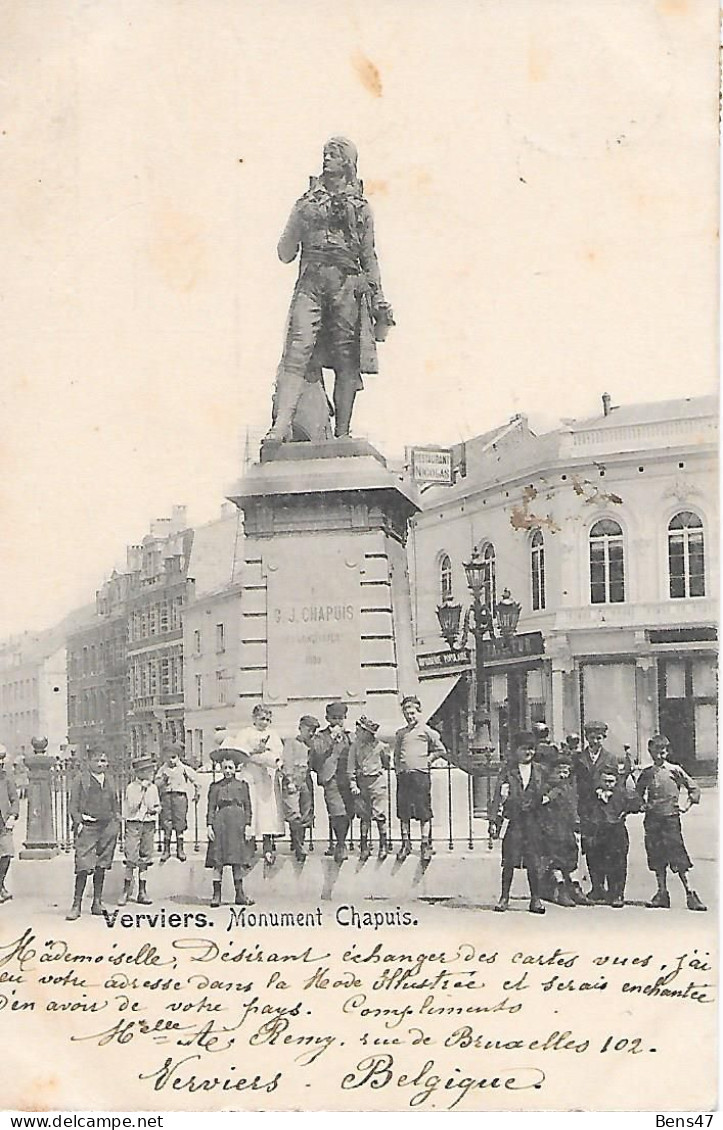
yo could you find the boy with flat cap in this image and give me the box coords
[636,734,706,911]
[118,755,161,906]
[574,720,624,901]
[155,742,199,863]
[394,695,448,864]
[282,715,319,862]
[310,702,355,863]
[66,748,119,920]
[349,715,391,862]
[489,731,546,914]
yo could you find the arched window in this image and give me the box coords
[589,519,625,604]
[531,530,546,611]
[668,511,705,598]
[439,554,453,603]
[482,543,496,610]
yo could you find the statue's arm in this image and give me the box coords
[359,205,385,309]
[277,202,304,263]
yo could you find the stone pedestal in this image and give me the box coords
[227,442,421,737]
[20,753,60,859]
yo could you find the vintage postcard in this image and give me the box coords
[0,0,718,1115]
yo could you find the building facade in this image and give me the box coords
[410,396,718,778]
[65,507,193,765]
[182,509,244,766]
[0,606,94,763]
[126,509,193,759]
[67,573,131,764]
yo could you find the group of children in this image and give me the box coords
[0,710,709,918]
[490,721,707,915]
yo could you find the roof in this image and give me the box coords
[566,396,718,433]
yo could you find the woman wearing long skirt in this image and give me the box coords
[206,752,254,907]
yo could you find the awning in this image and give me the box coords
[416,673,464,723]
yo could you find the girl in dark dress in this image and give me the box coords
[206,753,254,907]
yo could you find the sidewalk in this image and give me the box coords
[4,787,716,912]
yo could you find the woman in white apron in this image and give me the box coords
[221,704,284,864]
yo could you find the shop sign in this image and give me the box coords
[417,647,472,672]
[407,446,454,485]
[481,632,545,663]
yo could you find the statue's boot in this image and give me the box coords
[264,371,305,443]
[333,377,357,438]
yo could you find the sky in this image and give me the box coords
[0,0,718,637]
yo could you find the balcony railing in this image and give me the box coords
[553,597,717,632]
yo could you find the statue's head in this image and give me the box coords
[323,136,358,181]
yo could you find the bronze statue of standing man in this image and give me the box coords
[264,137,394,449]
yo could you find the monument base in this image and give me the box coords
[19,845,59,860]
[228,443,421,737]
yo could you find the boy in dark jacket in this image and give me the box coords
[489,731,546,914]
[66,748,119,920]
[539,750,582,907]
[585,768,642,906]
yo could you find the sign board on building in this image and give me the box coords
[481,632,545,663]
[417,647,472,673]
[407,446,454,485]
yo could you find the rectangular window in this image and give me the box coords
[216,623,225,653]
[195,674,202,709]
[194,630,201,656]
[195,729,204,758]
[608,540,625,603]
[186,730,193,755]
[216,671,227,705]
[669,537,687,599]
[171,655,181,695]
[688,531,705,597]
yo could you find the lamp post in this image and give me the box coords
[436,547,521,846]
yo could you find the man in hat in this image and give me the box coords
[264,136,394,447]
[310,701,355,863]
[0,744,19,903]
[118,755,161,906]
[66,748,119,920]
[281,715,319,862]
[489,731,547,914]
[394,696,448,863]
[155,742,199,862]
[636,734,706,911]
[574,720,627,901]
[349,716,391,862]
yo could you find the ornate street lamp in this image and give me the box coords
[435,549,522,848]
[495,588,522,645]
[436,600,462,651]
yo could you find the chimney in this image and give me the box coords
[171,505,188,533]
[126,545,143,572]
[602,392,612,417]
